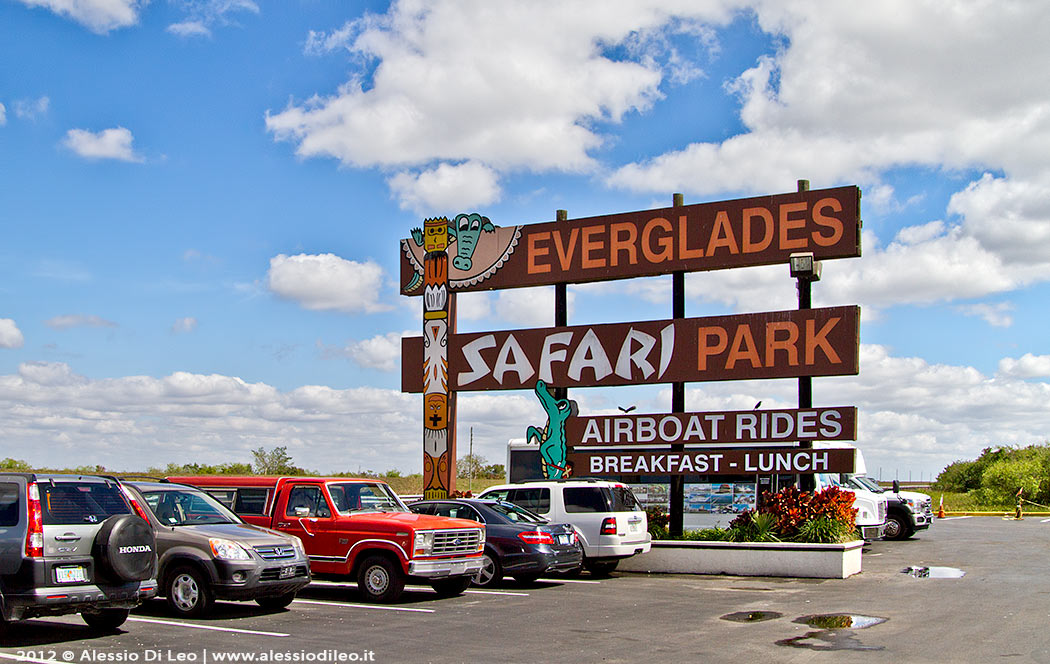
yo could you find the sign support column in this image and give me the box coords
[669,192,685,538]
[422,217,455,499]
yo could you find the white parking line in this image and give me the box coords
[1040,518,1050,523]
[127,617,289,636]
[292,599,435,613]
[538,577,601,584]
[937,516,973,521]
[463,589,529,596]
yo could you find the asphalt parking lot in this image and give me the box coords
[2,516,1048,664]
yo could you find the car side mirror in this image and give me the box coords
[892,480,900,493]
[293,506,310,517]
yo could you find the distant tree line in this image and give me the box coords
[934,443,1050,505]
[1,445,505,481]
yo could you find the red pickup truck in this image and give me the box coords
[167,476,484,602]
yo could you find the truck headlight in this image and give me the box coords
[413,531,434,556]
[209,538,251,561]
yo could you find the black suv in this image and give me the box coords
[0,473,157,630]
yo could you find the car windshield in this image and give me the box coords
[848,476,884,493]
[327,482,407,514]
[817,473,846,489]
[143,488,240,526]
[487,501,548,524]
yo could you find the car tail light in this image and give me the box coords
[121,486,151,521]
[518,531,554,545]
[600,517,617,535]
[26,482,43,557]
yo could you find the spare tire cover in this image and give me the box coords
[94,515,156,582]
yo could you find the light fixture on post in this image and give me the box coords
[790,251,821,491]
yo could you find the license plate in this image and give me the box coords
[629,522,640,533]
[279,565,297,579]
[557,534,572,545]
[56,566,88,584]
[449,562,466,575]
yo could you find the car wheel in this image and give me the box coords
[430,576,472,597]
[166,566,213,617]
[583,558,618,577]
[512,573,542,585]
[883,514,906,540]
[357,555,405,603]
[255,591,297,610]
[81,608,130,631]
[473,551,503,587]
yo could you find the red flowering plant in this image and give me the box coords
[727,485,859,543]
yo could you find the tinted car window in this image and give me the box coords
[487,501,546,524]
[234,488,269,514]
[285,486,331,518]
[508,488,550,514]
[41,483,131,525]
[0,483,18,527]
[564,487,609,513]
[610,486,642,511]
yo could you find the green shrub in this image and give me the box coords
[727,511,779,542]
[792,516,855,543]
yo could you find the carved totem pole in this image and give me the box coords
[421,217,454,498]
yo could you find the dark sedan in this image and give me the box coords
[409,499,582,586]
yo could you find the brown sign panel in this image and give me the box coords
[399,186,860,295]
[568,447,856,476]
[568,407,857,446]
[401,306,859,393]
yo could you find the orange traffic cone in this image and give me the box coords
[937,495,945,519]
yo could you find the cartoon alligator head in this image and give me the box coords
[449,213,495,271]
[526,380,578,480]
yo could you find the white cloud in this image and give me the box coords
[14,96,49,121]
[335,331,411,371]
[268,0,734,207]
[0,320,24,348]
[267,253,392,314]
[167,21,210,37]
[171,317,198,334]
[957,302,1013,328]
[388,161,501,214]
[18,0,144,34]
[63,127,144,163]
[166,0,259,38]
[45,314,118,330]
[0,347,1045,478]
[999,353,1050,379]
[0,102,6,126]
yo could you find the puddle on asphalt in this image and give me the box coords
[775,614,889,651]
[794,614,888,629]
[902,565,966,578]
[720,611,783,623]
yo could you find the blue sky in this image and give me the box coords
[1,0,1048,481]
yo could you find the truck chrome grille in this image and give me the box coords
[254,544,297,560]
[432,529,482,555]
[878,501,887,521]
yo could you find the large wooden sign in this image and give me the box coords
[569,447,856,476]
[402,306,859,392]
[569,407,857,446]
[400,186,860,295]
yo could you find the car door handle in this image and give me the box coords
[55,533,81,541]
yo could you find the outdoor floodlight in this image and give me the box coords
[789,252,822,281]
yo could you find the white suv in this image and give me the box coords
[479,479,651,575]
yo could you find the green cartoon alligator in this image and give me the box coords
[527,380,578,480]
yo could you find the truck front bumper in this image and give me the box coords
[860,523,888,540]
[407,557,484,579]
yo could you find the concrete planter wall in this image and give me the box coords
[620,539,864,579]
